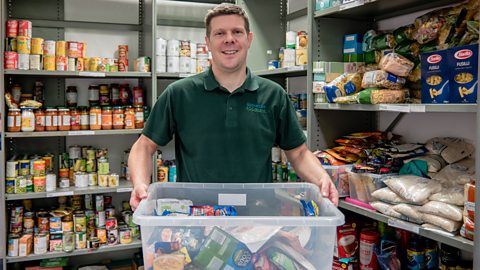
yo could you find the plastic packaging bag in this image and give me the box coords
[392,204,424,224]
[413,11,446,44]
[419,201,463,222]
[425,137,474,164]
[323,73,363,103]
[370,201,403,219]
[371,187,410,204]
[358,89,406,104]
[384,175,442,203]
[422,213,462,232]
[376,240,401,270]
[393,24,415,44]
[429,186,464,206]
[379,53,415,77]
[433,158,475,186]
[370,33,396,50]
[362,70,406,89]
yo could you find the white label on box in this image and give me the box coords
[117,187,133,193]
[379,105,410,113]
[218,193,247,206]
[47,191,74,197]
[465,201,475,212]
[68,130,95,136]
[287,65,304,71]
[388,218,420,234]
[410,105,426,112]
[79,71,106,77]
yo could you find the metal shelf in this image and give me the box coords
[314,0,463,20]
[4,70,151,78]
[339,200,474,252]
[254,65,307,77]
[5,129,142,138]
[314,103,477,113]
[13,19,142,31]
[156,72,196,79]
[5,181,133,201]
[6,240,142,263]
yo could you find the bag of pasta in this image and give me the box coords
[323,73,363,103]
[413,10,446,44]
[362,70,406,89]
[393,24,415,44]
[370,33,396,50]
[379,53,415,77]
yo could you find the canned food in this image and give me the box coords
[18,53,29,70]
[46,173,56,192]
[6,160,19,178]
[95,195,104,211]
[77,57,85,71]
[108,173,119,187]
[67,41,79,58]
[4,51,18,69]
[25,175,33,193]
[37,213,50,233]
[18,20,32,37]
[74,172,88,188]
[43,40,56,56]
[106,217,117,230]
[9,206,23,234]
[95,211,106,227]
[107,229,118,245]
[59,177,70,188]
[71,195,82,210]
[98,174,109,187]
[8,235,20,257]
[23,212,35,230]
[34,233,48,255]
[88,237,100,249]
[196,43,208,56]
[33,176,46,192]
[73,159,86,172]
[19,160,30,176]
[88,172,98,186]
[122,201,131,211]
[43,55,55,71]
[56,56,67,71]
[33,159,46,177]
[15,176,27,194]
[5,37,17,52]
[119,228,132,244]
[29,54,41,70]
[6,178,15,194]
[131,225,140,239]
[121,210,133,226]
[7,20,18,38]
[56,40,66,56]
[16,36,31,54]
[31,38,44,55]
[74,213,87,232]
[89,57,100,71]
[84,194,93,210]
[69,146,81,159]
[49,216,62,233]
[118,45,128,59]
[97,227,107,244]
[75,232,87,249]
[105,207,116,219]
[67,57,76,71]
[63,232,74,252]
[77,42,86,58]
[62,218,74,233]
[49,233,63,252]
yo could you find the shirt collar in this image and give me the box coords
[204,67,259,92]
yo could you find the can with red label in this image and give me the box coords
[18,20,32,37]
[107,228,118,245]
[7,20,18,38]
[4,52,18,70]
[105,218,117,230]
[133,86,144,106]
[43,40,56,56]
[56,56,67,71]
[359,231,379,270]
[67,41,79,58]
[77,42,86,58]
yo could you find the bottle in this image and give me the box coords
[440,244,460,270]
[424,238,438,270]
[407,236,425,270]
[66,86,78,107]
[360,231,379,270]
[34,108,45,131]
[7,108,21,132]
[21,107,35,132]
[88,85,100,106]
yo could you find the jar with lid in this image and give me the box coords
[34,108,45,132]
[119,84,131,105]
[113,106,124,129]
[133,86,144,106]
[134,105,144,129]
[99,84,110,106]
[88,85,100,106]
[111,84,120,105]
[101,107,113,130]
[66,86,78,107]
[7,108,21,132]
[70,107,81,130]
[20,93,33,103]
[58,108,71,131]
[45,108,58,131]
[89,106,102,130]
[124,106,135,129]
[79,107,89,130]
[63,231,75,252]
[21,107,35,132]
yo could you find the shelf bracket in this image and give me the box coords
[385,112,405,133]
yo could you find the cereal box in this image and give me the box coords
[448,44,478,103]
[421,49,450,103]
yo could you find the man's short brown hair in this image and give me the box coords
[205,3,250,36]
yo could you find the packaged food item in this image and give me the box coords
[156,199,193,216]
[384,175,442,204]
[395,41,420,61]
[422,213,462,232]
[379,53,414,77]
[421,49,450,103]
[362,70,406,89]
[370,33,396,50]
[425,137,474,164]
[334,223,358,259]
[429,186,464,206]
[153,254,185,270]
[370,201,404,219]
[393,24,415,44]
[419,201,463,222]
[413,10,446,44]
[448,44,478,103]
[392,204,423,224]
[358,89,406,104]
[190,205,237,216]
[323,73,363,103]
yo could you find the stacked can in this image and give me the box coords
[17,35,31,70]
[167,39,180,73]
[4,20,19,69]
[66,41,79,71]
[196,43,210,73]
[156,38,167,72]
[55,41,67,71]
[118,45,128,72]
[134,56,150,72]
[179,40,191,73]
[43,40,56,71]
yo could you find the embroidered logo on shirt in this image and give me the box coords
[246,103,267,113]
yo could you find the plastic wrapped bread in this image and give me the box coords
[361,70,406,89]
[379,53,415,77]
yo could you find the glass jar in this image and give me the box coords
[45,108,58,131]
[101,106,113,130]
[134,105,144,129]
[70,107,81,130]
[66,86,78,107]
[63,231,75,252]
[88,85,99,106]
[7,108,21,132]
[111,84,120,105]
[58,108,71,131]
[119,84,130,106]
[34,108,45,132]
[21,107,35,132]
[99,84,110,106]
[113,106,124,129]
[124,106,135,129]
[79,107,89,130]
[89,106,102,130]
[133,86,144,106]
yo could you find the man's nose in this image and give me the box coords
[224,32,235,43]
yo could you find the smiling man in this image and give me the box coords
[128,3,338,210]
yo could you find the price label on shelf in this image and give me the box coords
[68,131,95,136]
[117,187,133,193]
[388,218,420,234]
[47,191,74,197]
[379,105,410,113]
[328,103,341,109]
[339,0,365,10]
[179,73,194,78]
[410,105,426,113]
[79,71,106,77]
[287,65,305,71]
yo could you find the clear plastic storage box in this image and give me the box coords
[133,182,344,270]
[348,172,397,203]
[323,164,353,197]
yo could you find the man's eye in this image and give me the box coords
[215,32,223,36]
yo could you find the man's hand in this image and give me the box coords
[318,173,339,206]
[130,183,149,211]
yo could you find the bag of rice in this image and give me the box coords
[419,201,463,222]
[370,201,404,219]
[372,187,409,204]
[392,204,423,224]
[422,213,462,232]
[425,137,474,164]
[429,186,464,206]
[434,158,475,186]
[384,175,442,203]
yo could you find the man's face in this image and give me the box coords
[205,14,252,73]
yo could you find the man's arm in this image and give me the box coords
[128,134,158,210]
[285,143,339,206]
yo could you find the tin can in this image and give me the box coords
[37,213,50,233]
[179,56,190,73]
[107,229,118,245]
[190,42,197,58]
[43,154,54,172]
[360,231,379,270]
[4,51,18,69]
[98,174,109,187]
[118,58,128,72]
[84,194,93,210]
[122,201,131,211]
[88,237,100,249]
[110,59,119,72]
[62,216,74,232]
[196,43,208,56]
[75,232,87,249]
[49,233,63,252]
[43,40,56,56]
[31,38,44,55]
[74,172,88,188]
[46,173,56,192]
[130,225,140,239]
[49,216,62,233]
[71,195,82,210]
[8,235,20,257]
[167,56,180,73]
[34,233,48,255]
[19,160,30,176]
[18,54,29,70]
[76,57,85,71]
[77,42,86,58]
[29,55,41,70]
[119,228,132,244]
[33,159,46,177]
[106,217,117,230]
[118,45,128,59]
[59,177,70,188]
[7,20,18,38]
[16,36,31,54]
[196,57,209,73]
[89,57,100,71]
[23,212,35,231]
[67,41,78,58]
[167,39,180,56]
[74,213,87,232]
[67,57,76,71]
[56,40,66,57]
[5,37,17,51]
[6,160,19,178]
[6,178,15,194]
[156,38,167,55]
[68,145,81,159]
[88,172,98,186]
[121,210,133,226]
[33,176,46,192]
[56,56,67,71]
[18,20,32,37]
[96,211,106,227]
[179,40,191,57]
[95,195,104,211]
[96,227,106,244]
[63,232,74,252]
[105,207,116,219]
[25,175,33,192]
[43,55,55,71]
[9,206,23,234]
[15,176,27,194]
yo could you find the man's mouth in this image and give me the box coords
[222,50,238,55]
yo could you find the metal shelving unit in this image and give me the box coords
[254,65,307,77]
[314,103,477,113]
[4,70,151,78]
[5,129,143,138]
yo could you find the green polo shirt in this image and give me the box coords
[143,67,306,183]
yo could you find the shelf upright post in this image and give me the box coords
[474,43,480,270]
[0,0,6,268]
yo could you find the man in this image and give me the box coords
[129,3,338,210]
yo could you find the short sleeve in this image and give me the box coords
[142,86,176,146]
[276,91,306,150]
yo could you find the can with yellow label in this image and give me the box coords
[31,38,44,55]
[43,56,55,71]
[56,41,66,57]
[16,36,31,54]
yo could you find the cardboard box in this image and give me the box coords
[448,44,478,103]
[296,48,308,65]
[316,0,331,10]
[313,61,345,74]
[421,49,450,103]
[19,234,33,257]
[313,81,326,93]
[343,34,363,54]
[334,223,358,259]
